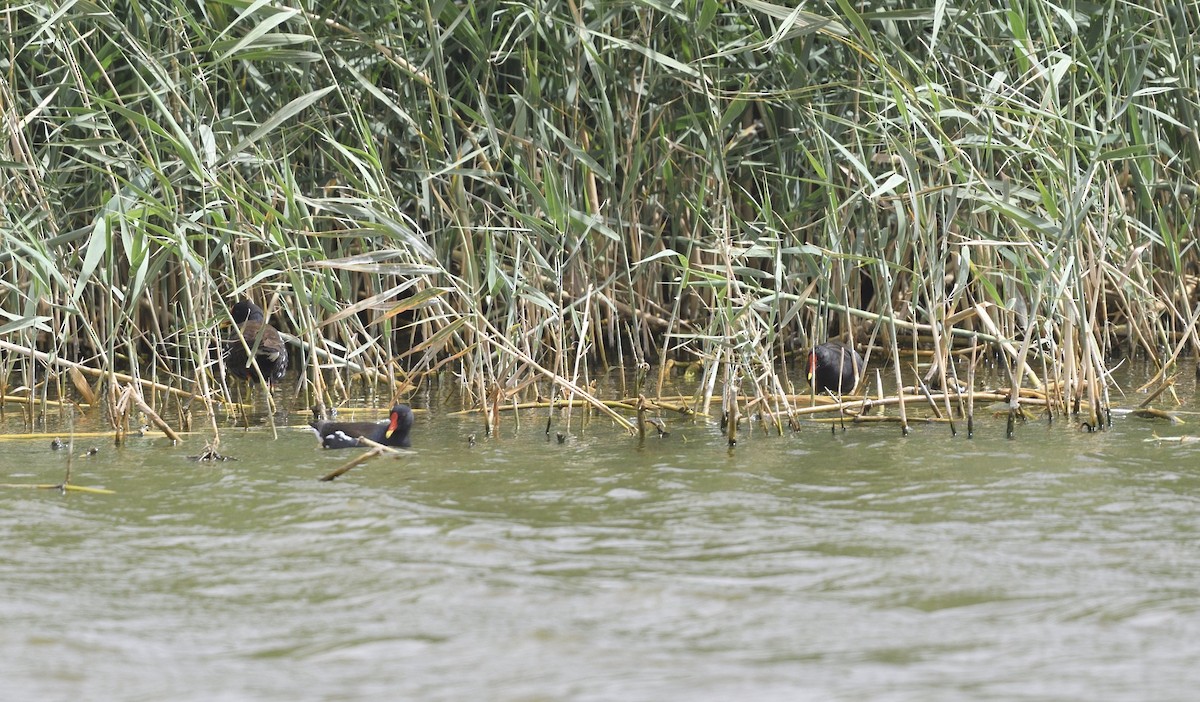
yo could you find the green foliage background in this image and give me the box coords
[2,0,1198,406]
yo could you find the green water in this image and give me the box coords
[3,389,1200,701]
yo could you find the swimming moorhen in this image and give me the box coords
[225,300,288,385]
[807,342,863,394]
[311,404,414,449]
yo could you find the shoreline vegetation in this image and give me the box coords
[2,1,1198,445]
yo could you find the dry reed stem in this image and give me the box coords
[1133,408,1182,424]
[772,296,1012,347]
[67,367,96,405]
[806,415,955,424]
[637,394,647,441]
[0,483,115,494]
[784,391,1039,418]
[447,398,640,415]
[0,340,197,400]
[1136,305,1200,393]
[318,446,384,481]
[317,434,412,481]
[1145,434,1200,444]
[1137,377,1177,409]
[126,385,182,442]
[287,333,391,384]
[469,317,637,433]
[0,395,84,408]
[971,304,1044,389]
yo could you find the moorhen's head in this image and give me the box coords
[385,404,415,448]
[806,342,862,395]
[231,300,266,325]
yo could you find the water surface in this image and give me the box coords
[2,395,1200,701]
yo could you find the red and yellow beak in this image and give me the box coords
[384,409,400,439]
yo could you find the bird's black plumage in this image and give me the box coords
[311,404,414,449]
[225,300,287,384]
[807,342,863,394]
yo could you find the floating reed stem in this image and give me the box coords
[0,482,115,495]
[319,446,384,482]
[317,436,410,481]
[0,395,83,409]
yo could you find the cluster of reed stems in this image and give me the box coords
[1,1,1196,438]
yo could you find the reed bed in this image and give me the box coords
[2,1,1198,440]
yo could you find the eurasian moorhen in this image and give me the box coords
[311,404,414,449]
[807,342,863,394]
[225,300,288,384]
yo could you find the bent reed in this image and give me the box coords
[1,1,1196,438]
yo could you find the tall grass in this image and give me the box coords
[1,0,1197,432]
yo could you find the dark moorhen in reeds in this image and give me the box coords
[311,404,414,449]
[225,300,288,385]
[807,342,863,394]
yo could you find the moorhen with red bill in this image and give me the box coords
[807,342,863,394]
[225,300,287,385]
[311,404,414,449]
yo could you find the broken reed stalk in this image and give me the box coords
[637,394,648,442]
[0,431,135,439]
[569,285,595,418]
[967,340,977,438]
[488,382,502,436]
[63,420,74,488]
[126,384,182,442]
[319,445,384,482]
[972,304,1044,389]
[1133,407,1181,424]
[317,436,411,481]
[1138,377,1176,409]
[926,309,956,433]
[913,367,944,420]
[113,385,133,444]
[1038,346,1053,423]
[724,385,739,446]
[544,397,556,437]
